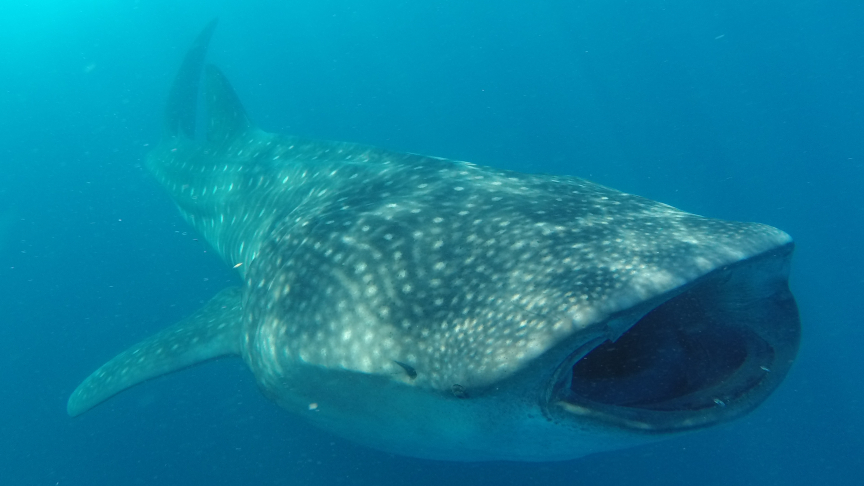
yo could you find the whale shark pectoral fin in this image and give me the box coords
[67,286,245,417]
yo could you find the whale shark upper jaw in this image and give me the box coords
[543,243,799,433]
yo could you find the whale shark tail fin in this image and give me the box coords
[162,19,255,148]
[163,18,218,140]
[67,287,244,417]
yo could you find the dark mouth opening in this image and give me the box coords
[549,255,800,432]
[568,291,773,412]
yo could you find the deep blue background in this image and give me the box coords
[1,1,862,484]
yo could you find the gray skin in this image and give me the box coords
[67,21,800,461]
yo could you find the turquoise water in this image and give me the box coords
[1,1,862,484]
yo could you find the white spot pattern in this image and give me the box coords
[145,131,792,392]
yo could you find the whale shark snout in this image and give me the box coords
[67,20,800,461]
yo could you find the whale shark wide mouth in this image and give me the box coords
[546,250,799,433]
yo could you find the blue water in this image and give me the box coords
[1,1,862,484]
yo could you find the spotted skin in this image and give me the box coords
[232,153,789,393]
[67,22,799,461]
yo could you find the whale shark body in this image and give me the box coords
[68,21,800,461]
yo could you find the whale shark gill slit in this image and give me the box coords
[67,21,800,461]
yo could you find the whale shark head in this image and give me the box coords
[68,21,800,461]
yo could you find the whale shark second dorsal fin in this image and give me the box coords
[204,64,253,145]
[67,287,244,417]
[163,18,218,139]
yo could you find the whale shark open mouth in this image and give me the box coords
[546,247,800,432]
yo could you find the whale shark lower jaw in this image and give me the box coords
[67,20,800,462]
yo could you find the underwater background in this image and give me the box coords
[1,0,862,484]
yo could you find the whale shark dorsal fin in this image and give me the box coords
[67,287,244,417]
[163,18,219,139]
[204,64,253,144]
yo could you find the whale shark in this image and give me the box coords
[68,21,800,461]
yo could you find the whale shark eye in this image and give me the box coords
[451,384,468,398]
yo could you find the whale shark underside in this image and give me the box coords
[68,21,800,461]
